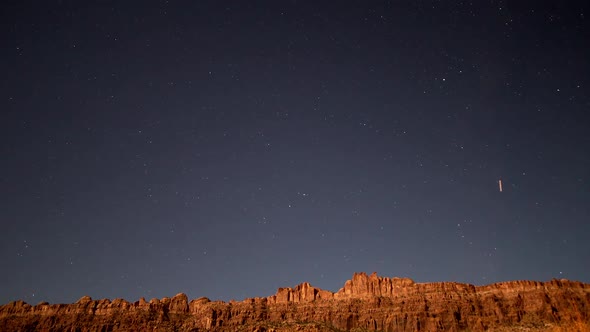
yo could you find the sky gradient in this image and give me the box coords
[2,1,589,304]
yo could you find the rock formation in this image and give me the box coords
[1,272,589,331]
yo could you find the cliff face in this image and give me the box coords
[1,272,589,332]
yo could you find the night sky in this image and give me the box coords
[2,1,589,305]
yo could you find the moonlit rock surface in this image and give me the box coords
[1,272,589,331]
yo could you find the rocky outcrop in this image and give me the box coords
[1,272,589,331]
[335,272,416,299]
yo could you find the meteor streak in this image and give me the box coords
[498,179,503,192]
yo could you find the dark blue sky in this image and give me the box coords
[2,1,589,304]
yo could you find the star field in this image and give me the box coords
[1,1,589,304]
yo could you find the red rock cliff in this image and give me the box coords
[1,272,589,331]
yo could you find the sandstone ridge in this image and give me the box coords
[1,272,589,331]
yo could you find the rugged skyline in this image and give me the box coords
[2,1,589,305]
[2,272,589,331]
